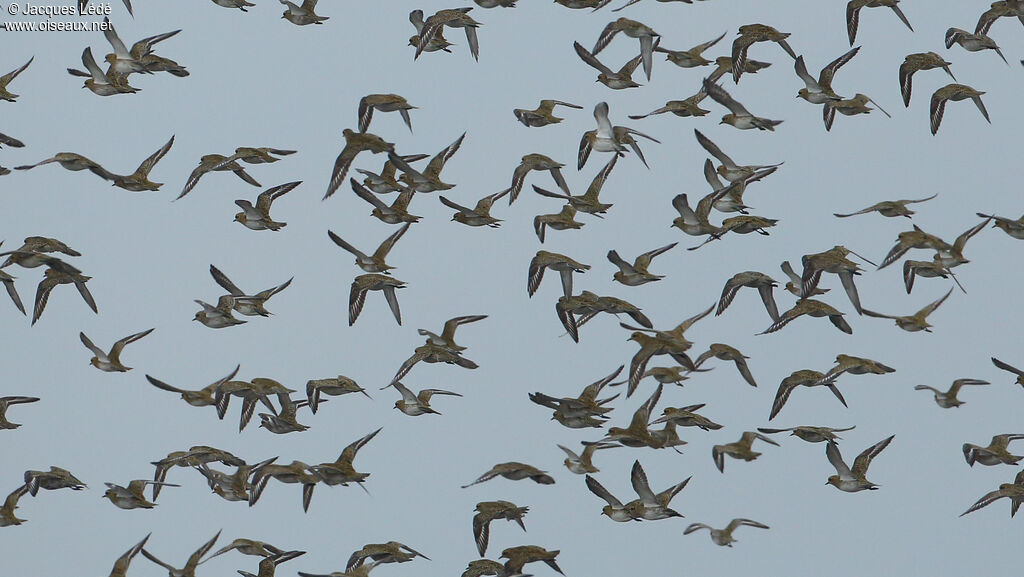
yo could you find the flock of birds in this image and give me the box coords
[3,1,1024,576]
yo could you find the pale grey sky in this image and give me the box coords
[2,1,1024,576]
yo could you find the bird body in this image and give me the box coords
[825,436,894,491]
[235,182,301,231]
[712,432,778,472]
[964,434,1024,466]
[473,501,528,556]
[80,328,154,372]
[280,0,328,25]
[684,518,769,546]
[462,463,555,488]
[914,378,989,408]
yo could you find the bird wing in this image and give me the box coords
[592,21,621,55]
[733,356,758,387]
[696,131,737,174]
[606,250,633,274]
[833,205,879,218]
[731,518,770,530]
[585,475,624,507]
[826,440,854,478]
[952,217,991,252]
[556,444,581,461]
[683,523,711,535]
[819,45,860,87]
[132,136,175,178]
[838,270,863,314]
[851,435,894,476]
[391,349,429,384]
[960,487,1010,517]
[550,100,583,110]
[140,549,178,572]
[209,265,245,296]
[757,427,795,434]
[476,188,509,212]
[425,133,467,176]
[80,47,109,81]
[629,460,657,503]
[889,4,914,32]
[130,29,181,58]
[257,181,300,212]
[327,230,369,260]
[526,254,549,298]
[419,389,462,403]
[350,178,389,210]
[102,17,132,58]
[0,132,25,148]
[846,1,864,45]
[712,445,726,473]
[860,308,898,320]
[357,96,376,133]
[145,375,186,394]
[779,261,801,284]
[992,357,1024,377]
[674,304,714,333]
[618,50,645,76]
[464,27,480,62]
[904,193,938,205]
[637,242,676,267]
[730,35,756,82]
[1,57,33,86]
[581,154,610,201]
[326,147,360,199]
[473,513,492,557]
[793,55,819,91]
[0,274,24,315]
[254,277,293,301]
[898,58,916,107]
[79,331,106,357]
[348,280,369,325]
[574,41,613,75]
[929,88,951,135]
[949,379,990,396]
[111,328,155,359]
[335,428,382,466]
[918,287,953,317]
[374,222,412,259]
[229,166,262,188]
[555,299,579,342]
[194,299,219,314]
[593,102,614,136]
[757,284,781,322]
[1,396,39,406]
[384,151,427,186]
[178,162,214,200]
[383,286,402,325]
[576,132,596,172]
[439,195,474,214]
[441,314,487,341]
[392,382,419,404]
[768,378,802,421]
[828,313,853,334]
[692,31,727,54]
[703,78,750,116]
[185,530,223,572]
[823,100,838,131]
[414,20,446,60]
[716,276,743,316]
